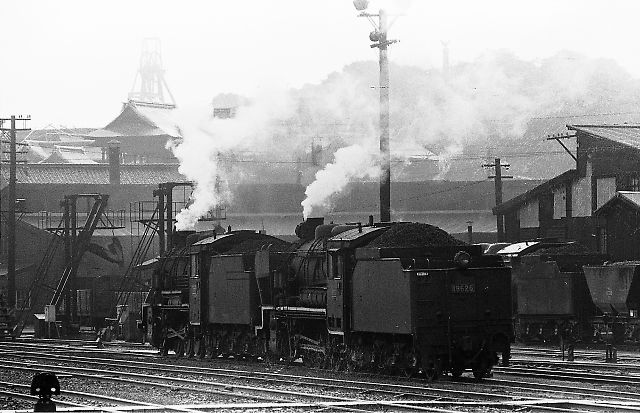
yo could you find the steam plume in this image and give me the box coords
[302,143,380,219]
[168,91,294,230]
[169,50,640,226]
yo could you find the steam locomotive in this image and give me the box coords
[142,218,512,380]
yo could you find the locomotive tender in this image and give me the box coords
[503,241,607,342]
[142,218,512,379]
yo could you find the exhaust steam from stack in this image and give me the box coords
[169,50,640,229]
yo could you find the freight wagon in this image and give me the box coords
[583,262,640,343]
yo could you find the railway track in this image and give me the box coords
[515,345,640,362]
[3,340,640,411]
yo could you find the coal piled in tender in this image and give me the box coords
[368,222,467,248]
[532,242,592,255]
[225,236,291,254]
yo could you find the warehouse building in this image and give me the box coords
[494,124,640,254]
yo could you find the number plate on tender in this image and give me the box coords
[450,283,475,293]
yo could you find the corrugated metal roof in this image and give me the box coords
[568,124,640,150]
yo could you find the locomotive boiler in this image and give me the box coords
[142,218,513,380]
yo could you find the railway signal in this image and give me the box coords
[353,2,399,222]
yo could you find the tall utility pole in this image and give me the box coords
[0,116,30,311]
[483,158,512,241]
[354,1,398,222]
[377,9,391,223]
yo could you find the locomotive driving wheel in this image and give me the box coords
[449,350,465,379]
[400,350,419,378]
[450,366,464,379]
[424,366,440,381]
[472,353,491,380]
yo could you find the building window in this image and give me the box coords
[622,175,640,191]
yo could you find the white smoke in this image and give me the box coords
[302,143,380,219]
[434,143,463,180]
[168,50,640,226]
[168,90,294,230]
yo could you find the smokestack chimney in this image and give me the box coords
[108,139,121,185]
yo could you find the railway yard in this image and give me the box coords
[8,2,640,413]
[1,339,640,412]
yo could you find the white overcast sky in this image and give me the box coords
[2,0,640,128]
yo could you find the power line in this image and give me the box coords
[335,178,492,213]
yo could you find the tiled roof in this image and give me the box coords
[595,191,640,215]
[39,147,98,164]
[568,124,640,150]
[18,127,95,142]
[1,164,185,186]
[87,102,180,139]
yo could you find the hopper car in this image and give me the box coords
[583,262,640,343]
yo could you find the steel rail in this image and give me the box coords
[0,380,200,413]
[0,360,383,413]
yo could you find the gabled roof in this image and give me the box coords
[594,191,640,216]
[0,163,185,186]
[86,101,180,139]
[567,124,640,150]
[493,169,578,214]
[39,147,98,164]
[18,127,95,143]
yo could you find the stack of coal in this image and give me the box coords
[368,222,467,248]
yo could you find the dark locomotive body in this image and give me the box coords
[505,243,607,342]
[142,219,512,379]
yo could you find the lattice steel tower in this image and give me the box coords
[128,38,176,107]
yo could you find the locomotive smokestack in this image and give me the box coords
[295,217,324,241]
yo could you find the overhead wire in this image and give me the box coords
[333,178,493,213]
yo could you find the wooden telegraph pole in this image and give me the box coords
[483,158,512,241]
[0,116,30,312]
